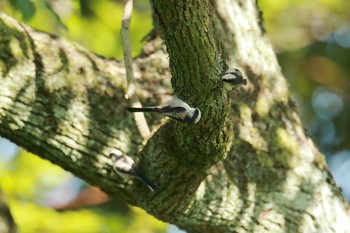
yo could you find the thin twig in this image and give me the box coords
[120,0,150,138]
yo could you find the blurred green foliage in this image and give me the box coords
[1,0,152,57]
[260,0,350,51]
[260,0,350,200]
[8,0,36,20]
[260,0,350,150]
[0,151,166,233]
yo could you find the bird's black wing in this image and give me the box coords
[133,166,158,192]
[158,106,186,113]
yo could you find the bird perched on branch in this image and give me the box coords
[110,150,158,192]
[126,97,201,124]
[222,68,247,90]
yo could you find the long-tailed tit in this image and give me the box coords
[126,97,201,124]
[222,68,247,90]
[110,150,157,192]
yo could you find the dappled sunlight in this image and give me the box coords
[195,180,206,201]
[236,183,258,228]
[1,0,350,231]
[255,87,274,117]
[238,105,268,151]
[0,70,36,133]
[255,76,289,118]
[9,37,26,60]
[276,128,299,157]
[53,97,90,153]
[257,203,285,230]
[282,170,303,200]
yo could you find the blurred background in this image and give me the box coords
[0,0,349,232]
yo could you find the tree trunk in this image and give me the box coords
[0,0,349,232]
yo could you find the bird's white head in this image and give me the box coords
[109,149,123,159]
[193,108,201,124]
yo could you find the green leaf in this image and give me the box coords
[9,0,36,21]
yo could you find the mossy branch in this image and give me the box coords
[1,0,350,230]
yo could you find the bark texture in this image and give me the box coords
[0,0,350,232]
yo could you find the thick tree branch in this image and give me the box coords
[137,0,350,232]
[1,0,350,231]
[0,13,160,204]
[149,0,232,168]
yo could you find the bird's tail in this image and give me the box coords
[126,107,159,113]
[134,169,158,192]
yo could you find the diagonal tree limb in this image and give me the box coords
[0,13,150,204]
[120,0,150,138]
[1,0,350,230]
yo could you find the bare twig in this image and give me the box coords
[120,0,150,138]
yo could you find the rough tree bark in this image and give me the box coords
[0,0,350,232]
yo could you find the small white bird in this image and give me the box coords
[222,68,247,90]
[110,150,158,192]
[126,97,201,124]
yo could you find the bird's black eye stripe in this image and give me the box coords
[192,109,200,123]
[225,72,238,75]
[171,107,187,113]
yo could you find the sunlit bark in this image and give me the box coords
[1,0,350,232]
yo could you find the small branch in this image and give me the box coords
[120,0,150,138]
